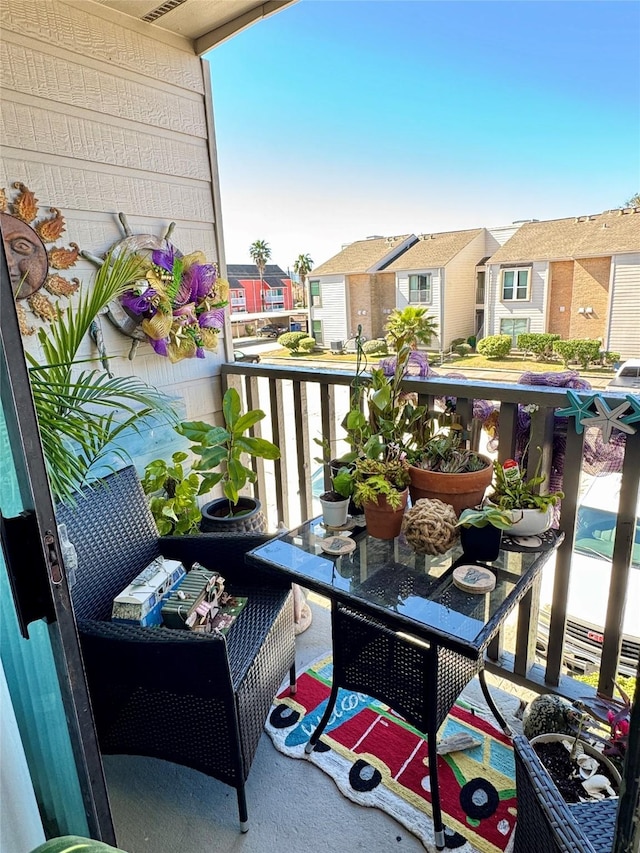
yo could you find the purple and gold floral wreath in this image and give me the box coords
[119,241,228,363]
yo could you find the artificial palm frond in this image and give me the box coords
[27,250,178,505]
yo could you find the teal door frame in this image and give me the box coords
[0,238,115,843]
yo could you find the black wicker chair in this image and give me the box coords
[513,734,617,853]
[56,465,296,832]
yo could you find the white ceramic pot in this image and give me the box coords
[503,506,552,536]
[320,494,350,528]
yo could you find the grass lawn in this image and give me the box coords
[261,348,615,377]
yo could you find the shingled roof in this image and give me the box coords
[226,264,289,289]
[384,228,484,271]
[488,209,640,264]
[310,235,414,276]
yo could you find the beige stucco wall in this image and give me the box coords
[1,0,224,447]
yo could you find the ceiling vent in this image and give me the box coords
[142,0,187,23]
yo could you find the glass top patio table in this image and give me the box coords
[247,517,561,658]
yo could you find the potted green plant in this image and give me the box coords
[319,465,355,528]
[26,249,177,505]
[178,387,280,534]
[352,450,411,539]
[141,451,215,535]
[456,504,514,561]
[406,419,493,516]
[488,456,564,536]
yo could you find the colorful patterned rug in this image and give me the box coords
[266,654,517,853]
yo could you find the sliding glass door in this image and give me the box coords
[0,237,115,845]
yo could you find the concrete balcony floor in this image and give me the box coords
[105,595,532,853]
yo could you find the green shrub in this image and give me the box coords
[573,339,602,369]
[298,336,317,352]
[517,332,560,360]
[453,342,473,357]
[466,335,477,349]
[477,334,512,358]
[277,331,309,352]
[552,339,577,367]
[600,350,621,367]
[362,338,389,355]
[553,338,601,369]
[450,337,467,348]
[244,323,255,335]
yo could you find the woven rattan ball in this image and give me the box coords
[401,498,459,555]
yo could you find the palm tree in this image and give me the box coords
[249,240,271,311]
[27,250,177,503]
[293,253,313,306]
[384,305,438,351]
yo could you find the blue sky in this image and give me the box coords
[206,1,640,272]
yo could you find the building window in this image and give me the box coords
[500,317,529,346]
[475,271,485,304]
[310,280,321,307]
[230,289,246,312]
[408,273,432,303]
[312,320,323,343]
[502,268,530,301]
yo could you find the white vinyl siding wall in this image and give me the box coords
[486,262,548,337]
[309,275,348,342]
[443,230,487,347]
[607,253,640,359]
[396,269,442,350]
[1,0,222,443]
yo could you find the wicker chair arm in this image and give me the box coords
[160,533,290,588]
[78,618,232,699]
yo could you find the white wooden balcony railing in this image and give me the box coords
[221,361,640,703]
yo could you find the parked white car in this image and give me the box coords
[537,473,640,678]
[607,358,640,390]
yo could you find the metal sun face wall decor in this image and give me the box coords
[0,182,80,334]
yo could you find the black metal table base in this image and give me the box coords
[304,600,513,850]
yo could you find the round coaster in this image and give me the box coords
[453,564,496,594]
[319,535,357,555]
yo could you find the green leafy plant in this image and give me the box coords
[141,451,214,535]
[408,421,489,474]
[26,250,177,504]
[384,305,438,351]
[178,387,280,517]
[456,505,514,530]
[352,452,410,510]
[332,466,355,498]
[552,338,601,369]
[490,455,564,511]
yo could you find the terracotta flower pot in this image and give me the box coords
[408,456,492,516]
[362,488,409,540]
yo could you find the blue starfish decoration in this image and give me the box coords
[556,390,597,434]
[621,394,640,426]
